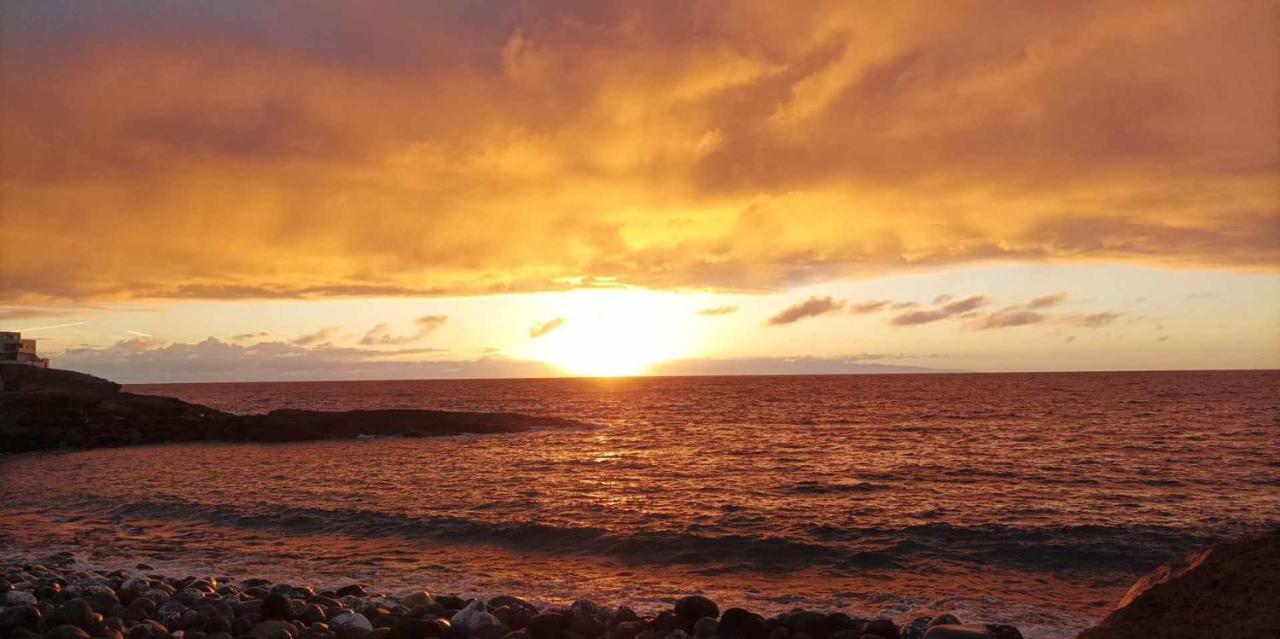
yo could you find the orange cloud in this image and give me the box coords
[529,317,567,338]
[696,305,739,316]
[1,1,1276,302]
[767,296,845,325]
[359,314,448,346]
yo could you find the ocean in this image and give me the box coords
[2,371,1277,638]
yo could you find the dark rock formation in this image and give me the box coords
[2,554,1020,639]
[1076,528,1280,639]
[0,366,593,453]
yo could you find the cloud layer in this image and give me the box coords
[2,1,1277,302]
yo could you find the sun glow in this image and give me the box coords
[519,290,696,377]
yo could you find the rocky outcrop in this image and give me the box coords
[1076,528,1280,639]
[0,366,592,453]
[1,554,1025,639]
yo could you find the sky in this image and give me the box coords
[1,1,1277,383]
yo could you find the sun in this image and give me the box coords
[520,290,695,377]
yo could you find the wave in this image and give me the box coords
[81,497,1229,575]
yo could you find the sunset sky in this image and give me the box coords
[2,1,1277,382]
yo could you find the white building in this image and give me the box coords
[0,331,49,368]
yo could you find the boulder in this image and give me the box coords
[674,597,719,631]
[401,592,434,611]
[718,608,768,639]
[1076,528,1279,639]
[332,613,375,633]
[526,612,567,639]
[862,619,898,639]
[451,600,503,638]
[49,599,100,630]
[692,617,719,638]
[0,604,42,632]
[45,625,92,639]
[898,617,931,639]
[922,626,1021,639]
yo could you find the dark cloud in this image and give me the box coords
[359,314,448,346]
[848,300,890,314]
[1027,292,1070,309]
[767,296,846,326]
[941,296,990,314]
[1,1,1274,302]
[529,317,567,338]
[973,310,1046,330]
[892,295,990,326]
[891,310,950,326]
[291,326,341,346]
[1061,311,1123,328]
[695,305,738,316]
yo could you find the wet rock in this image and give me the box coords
[921,626,1022,639]
[781,612,825,635]
[50,599,101,630]
[765,627,789,639]
[401,592,434,611]
[489,597,536,616]
[45,625,92,639]
[266,592,298,620]
[301,622,336,639]
[0,604,42,632]
[897,617,930,639]
[332,612,375,633]
[4,590,39,606]
[925,616,958,628]
[861,619,898,639]
[253,620,301,639]
[526,612,567,639]
[567,601,605,639]
[435,596,468,612]
[609,621,646,639]
[473,622,511,639]
[122,598,157,622]
[451,599,502,638]
[301,604,329,625]
[390,617,443,639]
[86,587,122,614]
[649,611,676,635]
[609,607,639,626]
[125,620,169,639]
[692,617,718,638]
[825,630,860,639]
[673,597,718,631]
[717,608,767,639]
[490,606,517,629]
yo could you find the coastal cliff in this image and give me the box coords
[0,366,590,453]
[1076,529,1280,638]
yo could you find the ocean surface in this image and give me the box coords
[2,371,1278,638]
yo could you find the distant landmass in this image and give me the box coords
[649,357,961,376]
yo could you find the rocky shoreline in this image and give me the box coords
[0,367,593,454]
[0,554,1025,639]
